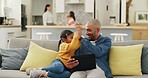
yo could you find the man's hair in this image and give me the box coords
[87,19,101,28]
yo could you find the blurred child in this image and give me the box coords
[66,11,77,26]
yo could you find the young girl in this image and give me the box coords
[66,11,77,26]
[27,27,82,78]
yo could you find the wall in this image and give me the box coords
[57,1,93,25]
[5,0,21,25]
[129,0,148,23]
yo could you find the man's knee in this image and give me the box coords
[70,71,86,78]
[87,68,106,78]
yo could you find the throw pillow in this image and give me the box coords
[109,44,143,76]
[0,48,28,70]
[20,42,58,71]
[141,45,148,73]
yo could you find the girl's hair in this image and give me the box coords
[58,30,74,50]
[44,4,51,12]
[69,11,76,21]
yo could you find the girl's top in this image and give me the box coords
[57,34,80,68]
[67,18,76,26]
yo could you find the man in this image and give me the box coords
[67,19,113,78]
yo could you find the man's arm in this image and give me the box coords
[80,37,112,58]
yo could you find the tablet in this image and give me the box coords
[71,54,96,72]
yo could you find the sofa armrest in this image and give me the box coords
[8,38,30,48]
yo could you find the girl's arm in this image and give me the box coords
[67,34,81,52]
[63,25,82,52]
[67,25,82,51]
[58,34,80,53]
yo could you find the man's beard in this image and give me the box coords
[88,35,96,41]
[88,31,96,41]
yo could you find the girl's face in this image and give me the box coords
[64,33,74,43]
[67,14,71,19]
[67,12,72,18]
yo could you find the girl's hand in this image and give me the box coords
[76,24,82,39]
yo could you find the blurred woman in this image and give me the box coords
[43,4,53,26]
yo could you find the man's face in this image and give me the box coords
[85,24,99,41]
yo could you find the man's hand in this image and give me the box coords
[66,58,79,69]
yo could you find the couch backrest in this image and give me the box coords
[9,38,59,51]
[9,38,148,52]
[112,40,148,46]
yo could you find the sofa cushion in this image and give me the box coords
[20,42,58,71]
[0,53,2,68]
[0,68,29,78]
[0,48,28,70]
[114,74,148,78]
[142,45,148,74]
[109,44,143,76]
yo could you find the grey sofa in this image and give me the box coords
[0,38,148,78]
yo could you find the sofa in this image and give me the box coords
[0,38,148,78]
